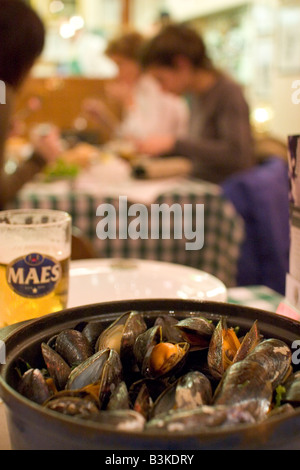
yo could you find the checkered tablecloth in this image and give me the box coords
[7,177,244,288]
[228,286,284,312]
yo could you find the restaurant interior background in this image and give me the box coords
[6,0,300,302]
[20,0,300,144]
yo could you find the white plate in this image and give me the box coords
[68,259,227,308]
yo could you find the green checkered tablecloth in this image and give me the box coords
[7,178,244,288]
[228,286,284,313]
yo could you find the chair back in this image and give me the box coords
[222,157,290,294]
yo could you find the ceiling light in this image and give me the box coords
[70,16,85,31]
[49,1,65,14]
[60,22,76,39]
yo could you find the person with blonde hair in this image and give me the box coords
[83,31,189,141]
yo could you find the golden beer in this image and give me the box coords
[0,210,71,327]
[0,258,70,327]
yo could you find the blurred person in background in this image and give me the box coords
[0,0,62,209]
[83,31,189,141]
[136,24,254,184]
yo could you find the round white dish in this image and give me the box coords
[68,258,227,308]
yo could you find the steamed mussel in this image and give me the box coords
[16,309,299,435]
[174,317,215,350]
[207,318,260,380]
[96,311,147,369]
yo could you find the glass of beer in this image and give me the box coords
[0,209,71,327]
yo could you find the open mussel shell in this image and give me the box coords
[232,320,261,365]
[99,350,123,409]
[66,348,123,409]
[207,318,260,381]
[154,315,184,343]
[133,325,162,371]
[207,317,261,380]
[207,318,240,380]
[174,317,215,350]
[96,311,147,367]
[5,299,300,450]
[151,371,213,419]
[66,349,112,391]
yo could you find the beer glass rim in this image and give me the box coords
[0,209,71,228]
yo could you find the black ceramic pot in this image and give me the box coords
[1,299,300,450]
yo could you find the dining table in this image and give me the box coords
[5,151,244,288]
[0,254,288,450]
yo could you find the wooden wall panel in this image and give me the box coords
[14,77,121,143]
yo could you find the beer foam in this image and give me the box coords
[0,244,70,265]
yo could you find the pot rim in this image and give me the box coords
[1,298,300,445]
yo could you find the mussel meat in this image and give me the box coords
[208,319,261,380]
[207,318,241,380]
[16,310,297,436]
[144,341,190,379]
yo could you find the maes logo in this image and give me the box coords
[7,253,61,298]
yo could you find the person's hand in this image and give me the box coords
[82,98,107,121]
[30,124,63,164]
[8,118,26,137]
[134,135,176,156]
[105,81,134,108]
[82,98,119,130]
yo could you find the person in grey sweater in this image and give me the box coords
[135,24,254,184]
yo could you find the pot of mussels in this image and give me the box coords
[1,299,300,450]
